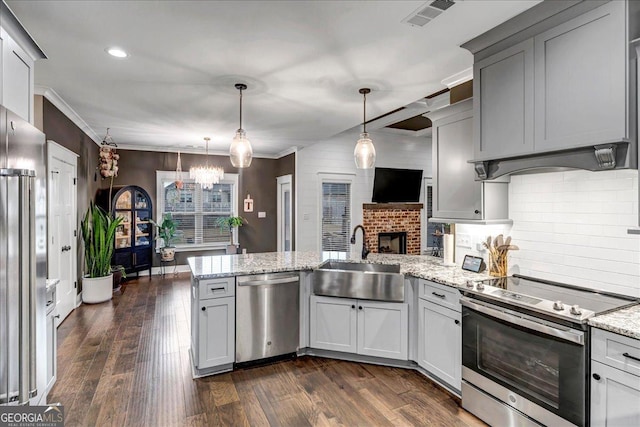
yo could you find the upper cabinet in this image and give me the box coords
[0,2,47,124]
[474,39,534,160]
[465,0,637,169]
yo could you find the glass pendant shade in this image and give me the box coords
[354,88,375,169]
[230,129,253,168]
[354,132,376,169]
[189,137,224,190]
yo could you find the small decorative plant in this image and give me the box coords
[483,234,519,277]
[150,214,178,248]
[216,216,246,231]
[81,202,124,278]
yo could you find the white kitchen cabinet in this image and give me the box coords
[591,360,640,427]
[197,296,235,369]
[45,310,57,394]
[309,295,408,360]
[417,298,461,391]
[428,99,509,222]
[473,39,534,160]
[591,328,640,426]
[0,4,46,124]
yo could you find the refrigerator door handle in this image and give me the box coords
[28,175,37,400]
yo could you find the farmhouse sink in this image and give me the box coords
[313,261,404,302]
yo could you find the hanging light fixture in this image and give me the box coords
[190,137,224,189]
[354,88,376,169]
[175,151,184,190]
[229,83,253,168]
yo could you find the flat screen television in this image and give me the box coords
[372,167,423,203]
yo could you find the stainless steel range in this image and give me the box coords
[460,275,637,427]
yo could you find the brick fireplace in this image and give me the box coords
[362,203,423,255]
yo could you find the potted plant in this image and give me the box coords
[81,202,123,303]
[150,213,178,261]
[217,216,246,254]
[111,265,126,289]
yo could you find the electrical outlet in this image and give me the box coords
[258,212,266,218]
[303,213,310,221]
[456,233,471,248]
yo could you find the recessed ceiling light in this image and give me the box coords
[106,47,128,58]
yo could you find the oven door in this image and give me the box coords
[461,297,586,427]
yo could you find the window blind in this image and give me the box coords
[321,182,351,252]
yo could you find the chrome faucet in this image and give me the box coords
[350,225,370,260]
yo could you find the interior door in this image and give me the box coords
[277,174,292,252]
[47,142,77,323]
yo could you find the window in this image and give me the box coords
[320,177,352,252]
[156,171,238,250]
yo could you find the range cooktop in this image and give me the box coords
[463,275,638,323]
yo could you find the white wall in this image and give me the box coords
[455,169,640,297]
[296,128,431,252]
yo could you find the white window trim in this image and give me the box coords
[276,174,293,252]
[317,172,355,253]
[155,170,239,252]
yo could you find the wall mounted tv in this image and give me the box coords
[372,167,423,203]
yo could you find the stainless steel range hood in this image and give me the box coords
[471,140,635,180]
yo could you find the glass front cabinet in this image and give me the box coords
[96,185,153,276]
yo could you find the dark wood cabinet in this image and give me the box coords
[96,185,153,277]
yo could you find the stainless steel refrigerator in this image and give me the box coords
[0,106,47,406]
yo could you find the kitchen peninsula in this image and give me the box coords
[188,250,492,394]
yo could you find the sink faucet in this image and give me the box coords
[350,225,370,260]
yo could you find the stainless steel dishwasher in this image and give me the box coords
[235,272,300,364]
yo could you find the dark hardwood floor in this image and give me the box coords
[49,274,485,426]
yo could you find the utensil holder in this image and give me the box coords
[489,252,508,277]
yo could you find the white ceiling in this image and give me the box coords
[9,0,540,156]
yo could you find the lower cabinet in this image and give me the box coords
[418,298,461,391]
[591,360,640,426]
[310,295,408,360]
[197,296,235,369]
[45,311,57,394]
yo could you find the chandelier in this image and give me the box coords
[229,83,253,168]
[190,137,224,189]
[354,88,376,169]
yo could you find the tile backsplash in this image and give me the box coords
[455,169,640,297]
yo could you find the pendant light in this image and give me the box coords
[190,137,224,189]
[354,88,376,169]
[229,83,253,168]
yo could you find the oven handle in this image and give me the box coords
[460,297,585,346]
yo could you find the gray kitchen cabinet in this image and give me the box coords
[464,0,637,164]
[591,328,640,426]
[309,295,408,360]
[429,99,509,222]
[417,281,461,392]
[197,297,235,369]
[534,1,627,152]
[473,39,534,160]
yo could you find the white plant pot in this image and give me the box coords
[83,274,114,304]
[161,246,176,261]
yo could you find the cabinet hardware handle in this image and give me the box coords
[454,320,460,325]
[54,315,60,319]
[592,373,601,381]
[623,352,640,362]
[432,292,446,299]
[474,209,480,214]
[351,305,355,309]
[201,307,206,311]
[358,306,363,310]
[210,287,225,292]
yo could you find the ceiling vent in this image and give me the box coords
[402,0,457,27]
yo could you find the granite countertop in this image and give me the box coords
[187,251,491,288]
[589,304,640,340]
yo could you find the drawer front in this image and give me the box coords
[198,277,235,300]
[419,280,461,312]
[592,328,640,377]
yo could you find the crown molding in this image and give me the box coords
[441,67,473,89]
[35,86,101,145]
[275,145,298,159]
[114,143,280,159]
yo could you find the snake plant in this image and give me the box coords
[81,202,123,278]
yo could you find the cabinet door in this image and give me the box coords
[357,301,408,360]
[534,1,626,152]
[2,31,33,123]
[309,295,357,353]
[418,299,461,390]
[432,103,482,220]
[474,39,534,160]
[45,312,57,393]
[591,360,640,427]
[198,296,234,369]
